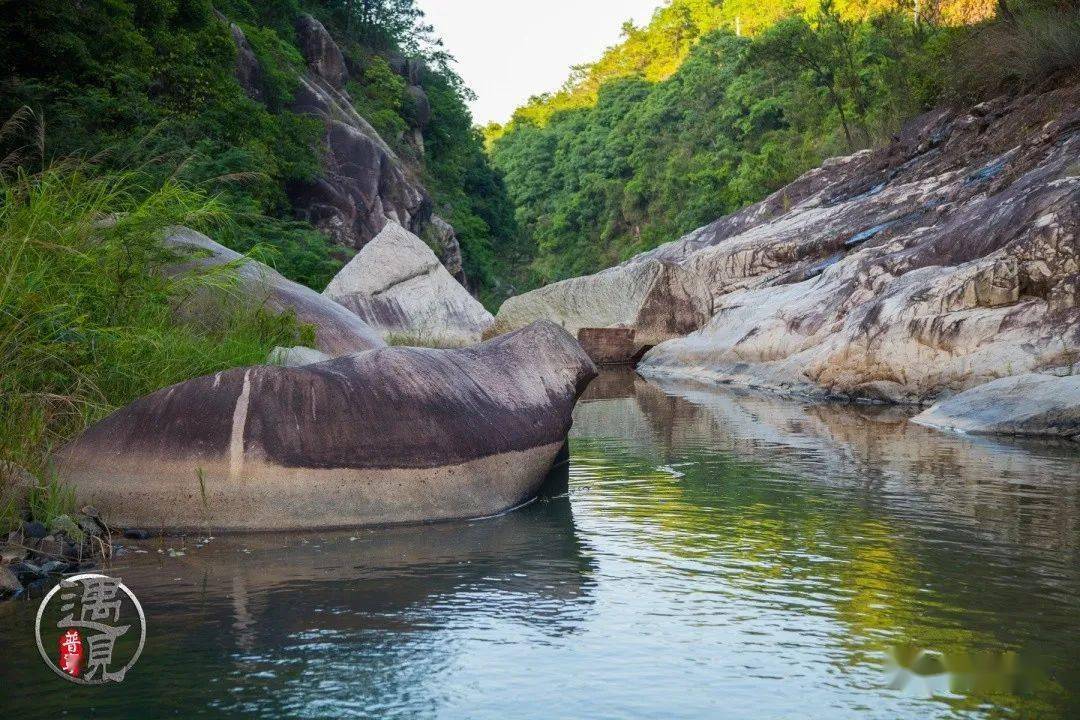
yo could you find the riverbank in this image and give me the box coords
[4,372,1078,717]
[493,79,1080,435]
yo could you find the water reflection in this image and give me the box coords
[1,371,1078,719]
[571,373,1080,718]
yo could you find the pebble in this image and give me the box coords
[39,559,71,575]
[22,521,47,539]
[0,565,22,595]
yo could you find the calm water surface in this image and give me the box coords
[2,371,1079,718]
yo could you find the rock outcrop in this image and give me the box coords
[268,14,430,251]
[323,220,494,346]
[622,83,1079,405]
[229,24,264,103]
[56,321,596,532]
[166,227,385,356]
[913,373,1080,439]
[226,14,470,285]
[426,214,467,286]
[295,13,347,90]
[493,259,712,348]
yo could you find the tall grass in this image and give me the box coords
[0,156,310,531]
[949,6,1080,99]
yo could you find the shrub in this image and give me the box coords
[947,6,1080,99]
[0,157,310,529]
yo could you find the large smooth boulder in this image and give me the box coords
[912,373,1080,438]
[493,259,711,348]
[55,321,596,532]
[635,83,1080,404]
[166,227,385,356]
[324,220,494,346]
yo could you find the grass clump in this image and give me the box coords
[948,6,1080,100]
[0,156,311,531]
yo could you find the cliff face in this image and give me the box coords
[231,17,467,282]
[499,81,1079,405]
[638,82,1078,403]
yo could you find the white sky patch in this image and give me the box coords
[416,0,662,125]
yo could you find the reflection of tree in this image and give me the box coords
[570,385,1080,718]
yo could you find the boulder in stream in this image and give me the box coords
[55,321,597,532]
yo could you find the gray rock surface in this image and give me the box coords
[229,23,264,103]
[493,259,711,347]
[324,220,493,347]
[56,321,597,532]
[268,346,333,367]
[226,14,465,279]
[0,565,21,596]
[912,374,1080,438]
[165,227,385,356]
[426,214,466,286]
[287,15,431,251]
[295,14,347,90]
[624,83,1079,406]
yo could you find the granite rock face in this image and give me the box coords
[295,14,347,90]
[632,83,1079,405]
[913,373,1080,439]
[56,322,597,531]
[226,14,469,285]
[493,259,712,348]
[273,14,430,251]
[165,227,385,356]
[229,24,264,103]
[576,328,640,366]
[323,220,493,346]
[427,214,466,286]
[288,62,431,251]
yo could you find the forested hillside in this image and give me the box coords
[0,0,519,300]
[489,0,1075,285]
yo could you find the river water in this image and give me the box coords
[2,371,1079,718]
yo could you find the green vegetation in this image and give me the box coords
[0,0,519,301]
[0,0,523,527]
[489,0,1076,286]
[0,149,310,531]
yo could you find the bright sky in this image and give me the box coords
[416,0,663,126]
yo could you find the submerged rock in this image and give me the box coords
[324,220,494,347]
[913,374,1080,438]
[626,83,1080,405]
[493,259,711,348]
[166,227,385,356]
[55,321,597,532]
